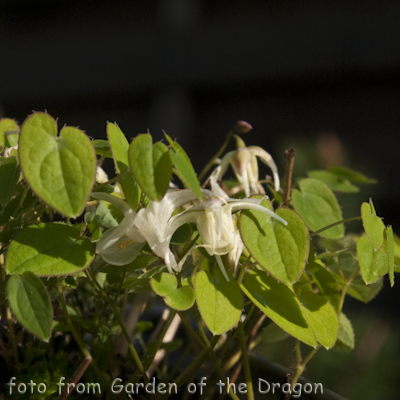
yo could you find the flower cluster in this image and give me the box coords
[94,160,286,281]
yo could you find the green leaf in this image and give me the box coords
[300,291,339,349]
[0,118,20,148]
[7,271,52,342]
[18,112,96,218]
[85,200,119,240]
[329,166,377,184]
[386,226,395,287]
[240,199,309,285]
[332,313,354,352]
[165,286,195,311]
[151,272,195,310]
[165,134,202,201]
[128,133,172,201]
[292,178,344,239]
[357,236,388,284]
[123,265,166,293]
[5,223,95,276]
[261,322,290,344]
[310,261,341,311]
[151,272,177,297]
[307,170,359,193]
[346,275,383,303]
[92,139,112,158]
[241,269,317,347]
[107,123,141,207]
[0,158,20,206]
[195,267,243,335]
[361,200,385,250]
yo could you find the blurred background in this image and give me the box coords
[1,0,400,398]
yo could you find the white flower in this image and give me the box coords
[167,167,287,281]
[92,190,199,272]
[92,167,287,280]
[91,193,145,266]
[218,137,280,197]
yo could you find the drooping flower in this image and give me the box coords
[165,167,287,281]
[92,189,199,272]
[218,135,280,197]
[92,167,286,280]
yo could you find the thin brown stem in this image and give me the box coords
[283,148,296,206]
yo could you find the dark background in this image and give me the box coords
[1,1,400,398]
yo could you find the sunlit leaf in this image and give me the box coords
[107,122,141,207]
[292,178,344,239]
[19,112,96,218]
[240,199,309,285]
[165,134,202,201]
[361,200,385,250]
[241,269,317,347]
[195,267,242,335]
[6,223,95,276]
[300,291,339,349]
[357,236,388,284]
[128,133,172,201]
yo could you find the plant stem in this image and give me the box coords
[291,344,320,390]
[198,131,233,181]
[5,305,19,366]
[238,321,255,400]
[237,254,252,286]
[193,310,241,400]
[142,309,177,371]
[84,270,149,382]
[283,148,296,206]
[159,335,220,399]
[56,278,102,380]
[12,185,29,218]
[310,216,362,237]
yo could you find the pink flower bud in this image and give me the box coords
[232,120,252,134]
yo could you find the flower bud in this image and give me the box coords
[232,120,252,134]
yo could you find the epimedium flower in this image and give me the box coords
[218,135,280,197]
[91,189,200,272]
[92,167,287,280]
[166,167,287,281]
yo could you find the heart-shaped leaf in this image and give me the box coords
[107,123,141,207]
[19,112,96,218]
[292,178,344,239]
[241,269,317,347]
[7,271,53,342]
[195,267,243,335]
[240,199,309,285]
[357,236,388,284]
[151,272,195,311]
[361,200,385,250]
[6,223,95,276]
[129,133,172,201]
